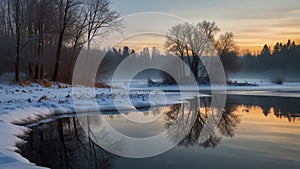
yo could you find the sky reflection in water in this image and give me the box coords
[19,95,300,169]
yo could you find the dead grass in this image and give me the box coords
[95,82,111,88]
[18,80,31,87]
[36,80,52,88]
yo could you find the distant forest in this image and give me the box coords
[235,40,300,81]
[99,39,300,83]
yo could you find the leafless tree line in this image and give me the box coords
[0,0,122,82]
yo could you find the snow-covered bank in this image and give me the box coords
[130,82,300,98]
[1,81,300,168]
[0,82,201,169]
[0,108,52,169]
[224,82,300,98]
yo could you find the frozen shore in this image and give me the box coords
[0,82,201,169]
[0,81,300,168]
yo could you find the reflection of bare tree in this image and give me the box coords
[80,115,124,156]
[19,116,118,169]
[218,105,241,137]
[165,97,240,148]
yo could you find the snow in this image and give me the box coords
[0,81,202,168]
[130,82,300,98]
[224,82,300,98]
[0,77,300,168]
[0,111,47,168]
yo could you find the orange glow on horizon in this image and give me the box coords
[111,33,300,54]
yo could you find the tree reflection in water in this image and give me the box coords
[164,97,240,148]
[20,117,117,169]
[19,95,300,169]
[227,95,300,122]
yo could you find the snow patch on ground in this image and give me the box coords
[0,107,51,168]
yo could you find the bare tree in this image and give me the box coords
[35,0,53,80]
[165,22,216,81]
[77,0,122,83]
[52,0,79,81]
[215,32,240,74]
[197,20,220,42]
[66,8,89,80]
[85,0,121,51]
[0,0,14,38]
[215,32,238,55]
[165,23,188,78]
[0,0,121,82]
[0,0,15,73]
[24,0,55,80]
[14,0,21,82]
[197,20,220,56]
[52,0,121,82]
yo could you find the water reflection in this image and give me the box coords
[164,98,240,148]
[19,95,300,169]
[20,117,117,169]
[227,95,300,122]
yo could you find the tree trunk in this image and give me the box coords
[15,61,20,82]
[67,45,78,83]
[35,63,39,79]
[40,63,44,80]
[192,53,199,80]
[15,0,20,82]
[52,30,64,81]
[37,21,44,80]
[7,0,14,38]
[52,0,70,82]
[28,63,33,80]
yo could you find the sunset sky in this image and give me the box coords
[109,0,300,53]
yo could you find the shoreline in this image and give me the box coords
[1,81,300,168]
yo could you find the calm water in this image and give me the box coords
[19,95,300,169]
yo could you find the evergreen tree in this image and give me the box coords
[273,42,280,54]
[260,44,271,56]
[122,46,129,57]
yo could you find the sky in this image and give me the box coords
[108,0,300,53]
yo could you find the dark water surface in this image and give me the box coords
[19,95,300,169]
